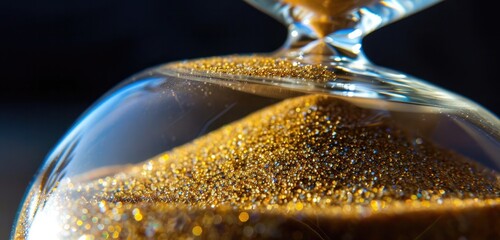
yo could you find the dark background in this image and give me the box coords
[0,0,498,237]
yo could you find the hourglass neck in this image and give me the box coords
[247,0,443,65]
[275,13,370,64]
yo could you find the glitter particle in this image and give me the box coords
[238,212,250,222]
[133,208,143,222]
[192,226,203,236]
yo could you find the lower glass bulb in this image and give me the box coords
[12,0,500,239]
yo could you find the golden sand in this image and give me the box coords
[16,94,499,239]
[168,56,336,83]
[284,0,377,17]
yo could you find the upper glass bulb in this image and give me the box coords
[12,0,499,239]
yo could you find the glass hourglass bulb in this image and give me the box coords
[12,0,499,239]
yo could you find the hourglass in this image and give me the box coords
[13,0,499,239]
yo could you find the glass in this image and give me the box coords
[12,0,499,239]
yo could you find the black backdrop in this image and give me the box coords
[0,0,498,237]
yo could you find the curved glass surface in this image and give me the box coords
[12,0,499,239]
[13,64,499,239]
